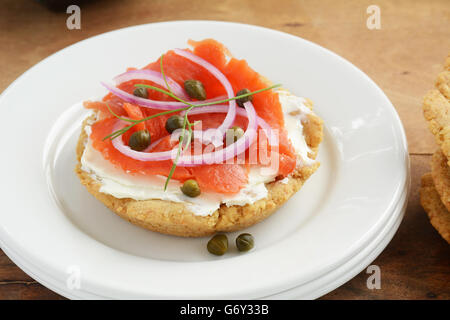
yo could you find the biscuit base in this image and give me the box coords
[423,89,450,166]
[431,149,450,212]
[422,54,450,166]
[420,173,450,244]
[76,111,323,237]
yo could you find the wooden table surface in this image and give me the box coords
[0,0,449,300]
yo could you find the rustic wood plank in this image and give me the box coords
[0,281,64,300]
[0,250,34,282]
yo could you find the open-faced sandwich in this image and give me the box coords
[76,39,323,237]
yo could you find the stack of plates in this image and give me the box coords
[0,21,409,299]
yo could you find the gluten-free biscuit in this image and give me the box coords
[76,112,323,237]
[420,173,450,244]
[423,90,450,166]
[445,55,450,71]
[431,149,450,212]
[423,54,450,166]
[436,70,450,100]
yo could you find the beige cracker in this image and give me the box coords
[420,173,450,244]
[431,149,450,212]
[422,54,450,166]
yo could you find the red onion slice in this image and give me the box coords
[102,82,228,111]
[173,49,236,146]
[177,101,258,166]
[181,105,278,146]
[114,69,189,100]
[110,102,262,168]
[102,82,185,110]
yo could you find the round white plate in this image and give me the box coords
[0,21,409,299]
[0,177,409,300]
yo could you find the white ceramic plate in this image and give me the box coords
[0,21,409,299]
[0,179,408,300]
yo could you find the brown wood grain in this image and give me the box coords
[0,0,449,300]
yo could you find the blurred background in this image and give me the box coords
[0,0,449,299]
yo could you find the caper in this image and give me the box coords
[207,234,228,256]
[133,87,148,98]
[232,126,245,142]
[236,233,254,252]
[129,130,151,151]
[165,115,185,133]
[180,179,201,198]
[184,79,207,100]
[236,88,253,108]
